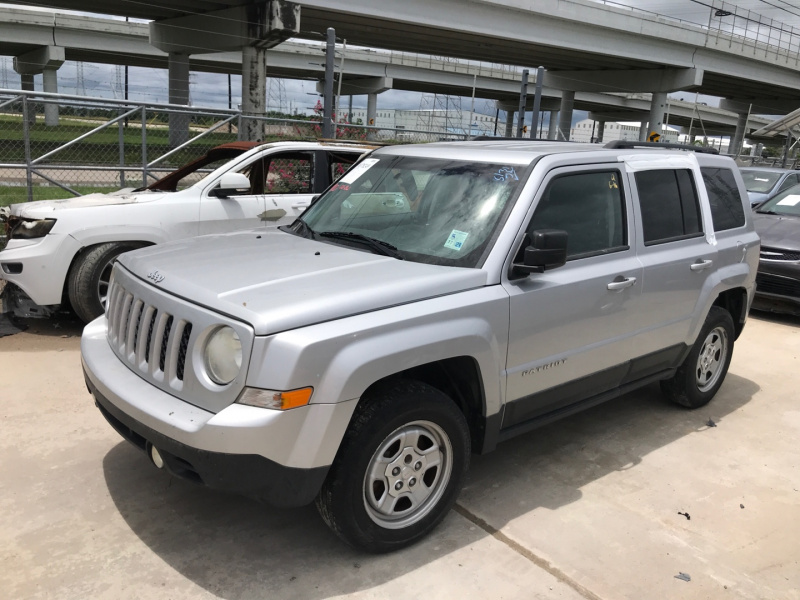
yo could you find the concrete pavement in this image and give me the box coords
[1,312,798,599]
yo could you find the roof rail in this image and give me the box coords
[603,140,719,154]
[468,135,574,142]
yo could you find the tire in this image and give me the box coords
[660,306,734,408]
[67,242,146,323]
[316,379,470,553]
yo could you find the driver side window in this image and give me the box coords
[528,170,627,259]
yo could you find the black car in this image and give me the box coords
[752,183,800,314]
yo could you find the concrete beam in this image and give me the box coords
[316,76,393,96]
[496,97,561,113]
[149,1,299,54]
[13,45,65,75]
[543,68,703,94]
[720,98,799,115]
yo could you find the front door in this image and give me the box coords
[198,155,266,234]
[502,166,643,428]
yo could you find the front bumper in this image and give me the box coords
[753,263,800,314]
[90,380,328,506]
[0,233,81,306]
[82,317,359,507]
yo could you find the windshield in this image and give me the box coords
[740,170,782,193]
[297,155,527,268]
[756,183,800,216]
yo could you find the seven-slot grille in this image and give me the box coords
[106,278,193,389]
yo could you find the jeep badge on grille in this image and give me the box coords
[147,270,165,284]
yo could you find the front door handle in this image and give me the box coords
[690,259,713,272]
[607,276,637,291]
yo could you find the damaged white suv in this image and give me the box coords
[0,141,370,322]
[81,140,758,552]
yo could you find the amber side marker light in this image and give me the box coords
[236,387,314,410]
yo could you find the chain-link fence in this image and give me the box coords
[0,90,470,207]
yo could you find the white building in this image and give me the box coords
[570,119,679,144]
[334,108,504,138]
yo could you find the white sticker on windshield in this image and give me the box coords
[444,229,469,251]
[339,158,379,184]
[754,177,770,182]
[777,194,800,206]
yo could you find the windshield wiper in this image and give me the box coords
[756,209,781,215]
[319,231,404,260]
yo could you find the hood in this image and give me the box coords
[12,189,163,218]
[118,230,489,335]
[753,212,800,252]
[746,191,768,206]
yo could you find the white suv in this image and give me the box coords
[0,141,371,322]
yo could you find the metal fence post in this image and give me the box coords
[22,95,33,202]
[118,111,126,188]
[141,106,147,185]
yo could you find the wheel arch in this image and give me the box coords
[712,287,748,340]
[359,356,497,455]
[62,239,156,304]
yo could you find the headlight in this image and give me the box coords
[203,326,242,385]
[8,217,57,240]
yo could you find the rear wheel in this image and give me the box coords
[67,242,146,323]
[661,306,734,408]
[316,379,470,553]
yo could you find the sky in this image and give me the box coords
[2,0,800,120]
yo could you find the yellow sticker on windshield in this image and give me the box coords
[444,229,469,251]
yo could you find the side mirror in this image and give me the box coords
[513,229,568,275]
[210,172,251,198]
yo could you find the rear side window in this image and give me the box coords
[701,167,745,231]
[635,169,702,245]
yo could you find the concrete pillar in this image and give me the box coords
[547,110,559,140]
[504,110,515,137]
[647,92,668,142]
[41,68,59,126]
[367,93,378,141]
[596,120,606,143]
[730,112,748,157]
[639,121,648,142]
[241,45,266,141]
[557,91,574,141]
[168,52,190,147]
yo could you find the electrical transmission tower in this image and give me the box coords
[267,78,287,114]
[76,62,86,96]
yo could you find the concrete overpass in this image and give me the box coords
[1,0,795,146]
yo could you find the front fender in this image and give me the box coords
[247,286,510,418]
[70,225,169,247]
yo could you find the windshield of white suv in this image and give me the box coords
[756,183,800,216]
[741,170,782,193]
[294,155,526,267]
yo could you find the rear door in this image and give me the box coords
[261,150,316,222]
[628,164,718,354]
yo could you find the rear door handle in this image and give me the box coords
[607,276,637,290]
[690,259,713,272]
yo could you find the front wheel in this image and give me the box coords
[661,306,734,408]
[316,380,470,553]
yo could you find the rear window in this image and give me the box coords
[635,169,702,245]
[701,167,745,231]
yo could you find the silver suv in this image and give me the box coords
[81,140,759,552]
